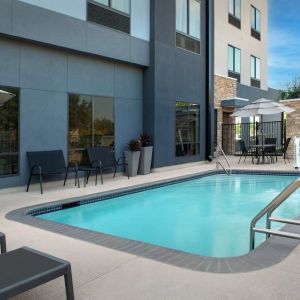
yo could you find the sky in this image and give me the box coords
[268,0,300,90]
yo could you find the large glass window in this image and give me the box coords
[251,55,261,80]
[68,94,114,163]
[0,87,19,177]
[228,45,241,74]
[229,0,241,20]
[176,0,201,40]
[251,6,261,33]
[175,101,200,157]
[94,0,130,14]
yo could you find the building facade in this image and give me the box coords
[0,0,214,188]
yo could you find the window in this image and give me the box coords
[228,45,241,82]
[228,0,241,28]
[68,94,114,163]
[93,0,130,14]
[0,86,19,177]
[176,0,201,54]
[251,6,261,40]
[87,0,130,34]
[175,101,200,157]
[250,55,261,88]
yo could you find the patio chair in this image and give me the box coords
[86,146,129,185]
[26,150,79,194]
[238,140,254,164]
[0,246,74,299]
[263,138,277,163]
[0,232,6,254]
[282,137,291,163]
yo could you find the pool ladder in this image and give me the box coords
[216,144,231,176]
[250,178,300,250]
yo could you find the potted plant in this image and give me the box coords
[124,139,141,177]
[138,133,153,175]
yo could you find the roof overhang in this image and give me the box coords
[221,97,249,108]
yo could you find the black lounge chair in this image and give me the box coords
[238,140,254,164]
[86,146,129,185]
[0,246,74,300]
[263,137,277,163]
[282,137,291,163]
[26,150,79,194]
[0,232,6,254]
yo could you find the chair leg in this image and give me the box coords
[38,167,43,194]
[238,155,242,164]
[26,171,33,192]
[64,167,69,186]
[113,165,118,178]
[64,265,75,300]
[0,234,6,254]
[76,170,80,188]
[126,164,129,179]
[95,170,98,186]
[243,155,247,163]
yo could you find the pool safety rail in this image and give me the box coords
[250,178,300,250]
[216,144,231,176]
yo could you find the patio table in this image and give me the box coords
[250,144,276,164]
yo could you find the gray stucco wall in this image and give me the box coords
[0,37,143,188]
[0,0,149,67]
[144,0,208,168]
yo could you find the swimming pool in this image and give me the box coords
[38,173,300,257]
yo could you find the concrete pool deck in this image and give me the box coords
[1,156,300,299]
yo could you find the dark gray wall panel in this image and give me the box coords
[115,64,143,100]
[20,45,68,92]
[19,89,68,182]
[114,98,143,159]
[0,0,149,67]
[67,54,115,96]
[0,39,20,87]
[0,0,12,34]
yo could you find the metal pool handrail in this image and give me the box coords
[216,144,231,176]
[250,178,300,251]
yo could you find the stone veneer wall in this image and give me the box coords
[214,75,237,154]
[281,99,300,159]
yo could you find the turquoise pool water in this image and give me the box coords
[39,174,300,257]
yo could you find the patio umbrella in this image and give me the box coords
[0,89,15,106]
[231,98,295,118]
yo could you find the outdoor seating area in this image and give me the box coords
[26,147,129,194]
[0,233,74,300]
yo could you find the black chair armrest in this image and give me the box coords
[30,165,42,174]
[117,156,127,164]
[91,160,102,168]
[67,160,79,169]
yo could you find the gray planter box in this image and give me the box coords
[138,146,153,175]
[125,150,141,177]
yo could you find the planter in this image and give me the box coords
[125,150,141,177]
[138,146,153,175]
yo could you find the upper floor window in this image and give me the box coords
[250,55,261,88]
[94,0,130,15]
[87,0,131,34]
[176,0,201,54]
[228,45,241,82]
[251,6,261,40]
[228,0,241,29]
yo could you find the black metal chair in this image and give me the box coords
[26,150,79,194]
[238,140,254,164]
[86,147,129,185]
[263,138,277,163]
[282,137,291,163]
[0,246,74,299]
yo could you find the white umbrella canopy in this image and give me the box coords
[231,98,295,117]
[0,89,16,105]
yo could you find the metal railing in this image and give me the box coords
[216,144,231,176]
[250,178,300,251]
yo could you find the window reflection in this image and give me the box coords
[176,101,200,157]
[0,86,19,177]
[68,94,114,163]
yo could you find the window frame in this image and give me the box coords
[250,55,261,88]
[228,44,241,82]
[67,93,115,163]
[89,0,131,17]
[251,5,261,33]
[0,85,20,178]
[175,100,200,157]
[176,0,201,42]
[228,0,241,20]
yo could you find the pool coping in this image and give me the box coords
[6,169,300,274]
